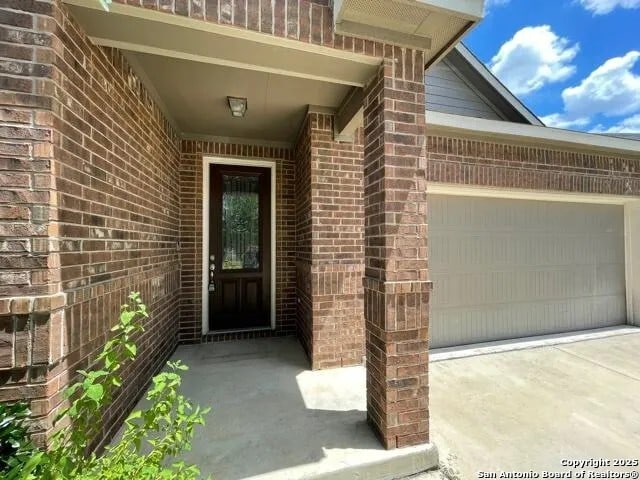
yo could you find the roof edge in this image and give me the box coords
[426,111,640,156]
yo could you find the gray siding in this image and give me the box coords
[425,60,504,120]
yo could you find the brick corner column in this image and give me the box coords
[363,50,432,449]
[295,111,366,370]
[0,0,67,447]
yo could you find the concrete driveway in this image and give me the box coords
[430,329,640,479]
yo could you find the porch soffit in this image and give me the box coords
[334,0,485,66]
[64,0,382,143]
[63,1,380,87]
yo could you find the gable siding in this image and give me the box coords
[425,60,504,120]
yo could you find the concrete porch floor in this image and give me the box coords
[171,337,438,480]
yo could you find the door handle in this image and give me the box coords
[208,255,216,292]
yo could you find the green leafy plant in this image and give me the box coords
[80,362,207,479]
[7,292,210,480]
[0,402,37,474]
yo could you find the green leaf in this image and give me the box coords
[86,384,104,402]
[24,293,207,480]
[64,383,81,398]
[127,410,142,421]
[125,343,137,356]
[120,311,135,325]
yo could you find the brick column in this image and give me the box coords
[294,112,365,370]
[0,1,66,446]
[363,51,431,449]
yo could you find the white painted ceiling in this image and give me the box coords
[126,51,352,143]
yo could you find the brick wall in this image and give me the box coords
[1,0,66,447]
[294,115,314,359]
[294,112,365,370]
[52,4,182,450]
[179,140,296,343]
[425,136,640,194]
[0,4,60,298]
[1,0,182,448]
[109,0,388,58]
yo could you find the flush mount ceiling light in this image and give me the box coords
[227,96,248,118]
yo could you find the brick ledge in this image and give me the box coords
[0,293,67,315]
[363,277,433,294]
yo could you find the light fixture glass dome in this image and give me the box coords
[227,96,248,118]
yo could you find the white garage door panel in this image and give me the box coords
[429,195,627,348]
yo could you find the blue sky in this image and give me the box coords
[464,0,640,133]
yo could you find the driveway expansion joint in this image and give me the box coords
[552,345,640,382]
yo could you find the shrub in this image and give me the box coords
[0,402,37,474]
[5,292,210,480]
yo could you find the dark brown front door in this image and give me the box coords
[208,164,271,331]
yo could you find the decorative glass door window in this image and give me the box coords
[221,175,260,270]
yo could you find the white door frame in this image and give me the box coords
[202,156,277,335]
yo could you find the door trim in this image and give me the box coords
[202,156,277,335]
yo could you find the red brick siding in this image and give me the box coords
[363,53,431,449]
[110,0,387,57]
[294,113,366,370]
[294,116,314,359]
[309,113,364,369]
[425,136,640,195]
[0,0,66,447]
[0,2,57,300]
[1,0,182,449]
[179,140,297,343]
[51,4,182,450]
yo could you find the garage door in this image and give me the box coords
[429,195,627,349]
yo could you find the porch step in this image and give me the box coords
[245,442,439,480]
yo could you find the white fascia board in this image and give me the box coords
[417,0,485,20]
[426,111,640,157]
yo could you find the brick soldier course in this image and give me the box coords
[1,0,639,453]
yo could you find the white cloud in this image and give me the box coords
[578,0,640,15]
[485,0,511,12]
[590,113,640,133]
[489,26,579,95]
[540,114,591,129]
[540,51,640,131]
[561,51,640,119]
